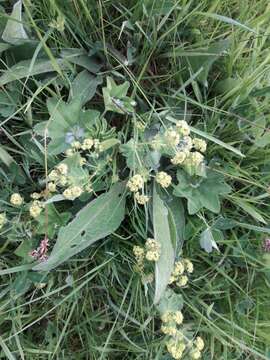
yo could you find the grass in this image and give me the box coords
[1,0,270,359]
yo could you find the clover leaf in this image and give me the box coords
[102,76,135,114]
[173,169,231,214]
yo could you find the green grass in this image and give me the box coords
[1,0,270,359]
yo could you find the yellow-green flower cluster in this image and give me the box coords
[63,185,83,200]
[185,151,204,167]
[169,259,193,287]
[176,120,190,136]
[171,151,187,165]
[0,213,7,229]
[127,174,144,192]
[65,137,96,156]
[134,192,149,205]
[189,337,205,359]
[161,310,184,336]
[10,193,24,206]
[29,200,44,218]
[155,171,172,188]
[166,337,186,360]
[193,138,207,153]
[165,128,180,147]
[133,238,161,273]
[133,245,145,272]
[145,238,161,261]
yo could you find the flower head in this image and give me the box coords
[63,186,83,200]
[48,182,56,193]
[183,259,194,273]
[127,174,144,192]
[190,349,201,359]
[177,275,189,287]
[194,336,204,351]
[165,128,180,147]
[57,163,68,175]
[186,152,204,167]
[145,238,161,262]
[176,120,190,136]
[10,193,24,206]
[171,151,187,165]
[82,138,94,150]
[29,201,43,218]
[135,192,149,205]
[156,171,172,188]
[0,213,7,229]
[193,138,207,153]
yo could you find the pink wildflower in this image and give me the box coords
[29,237,49,261]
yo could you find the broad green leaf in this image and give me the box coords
[60,48,102,73]
[174,169,231,215]
[33,183,126,271]
[70,70,103,106]
[153,184,175,304]
[166,196,185,251]
[34,97,100,155]
[0,58,69,86]
[14,239,33,260]
[103,76,135,114]
[200,227,219,253]
[60,153,89,187]
[2,0,28,45]
[36,204,71,239]
[157,288,183,316]
[120,138,146,171]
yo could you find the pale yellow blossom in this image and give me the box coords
[10,193,23,206]
[156,171,172,188]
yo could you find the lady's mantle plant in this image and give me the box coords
[1,75,234,359]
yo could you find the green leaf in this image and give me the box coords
[0,146,14,166]
[232,198,266,224]
[36,204,71,239]
[254,132,270,148]
[14,239,33,260]
[174,169,231,215]
[157,288,183,316]
[196,12,256,33]
[102,76,135,114]
[153,184,175,304]
[2,0,28,45]
[33,183,126,271]
[0,58,69,86]
[166,196,185,251]
[60,48,103,73]
[185,39,230,87]
[34,97,100,155]
[120,138,146,171]
[70,70,102,106]
[200,227,219,253]
[60,153,89,187]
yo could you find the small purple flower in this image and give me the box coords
[263,238,270,252]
